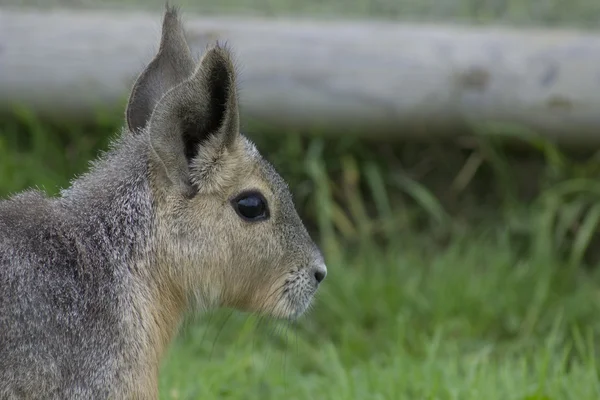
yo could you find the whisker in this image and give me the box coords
[208,308,234,362]
[282,317,291,394]
[198,309,215,351]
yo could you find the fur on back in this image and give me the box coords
[0,133,156,398]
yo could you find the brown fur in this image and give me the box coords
[0,5,326,399]
[123,5,328,395]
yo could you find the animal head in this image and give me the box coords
[126,7,326,320]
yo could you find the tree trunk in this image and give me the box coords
[2,7,600,145]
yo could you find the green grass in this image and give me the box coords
[5,0,600,396]
[8,0,600,29]
[158,235,600,399]
[4,0,600,397]
[2,111,600,399]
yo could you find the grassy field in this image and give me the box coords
[158,238,600,400]
[2,0,600,398]
[7,0,600,29]
[2,111,600,399]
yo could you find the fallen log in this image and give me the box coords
[2,7,600,145]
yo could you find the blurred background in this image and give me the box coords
[2,0,600,399]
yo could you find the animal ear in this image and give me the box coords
[145,43,240,195]
[126,5,195,133]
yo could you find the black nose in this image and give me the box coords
[313,266,327,284]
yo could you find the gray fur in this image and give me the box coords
[0,5,326,399]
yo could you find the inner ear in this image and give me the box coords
[180,62,230,163]
[145,44,240,193]
[205,62,230,137]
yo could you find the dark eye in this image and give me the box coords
[231,191,269,222]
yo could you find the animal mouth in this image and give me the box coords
[252,267,323,320]
[276,282,318,320]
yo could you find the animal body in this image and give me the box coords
[0,6,326,399]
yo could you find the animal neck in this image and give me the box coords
[57,133,189,387]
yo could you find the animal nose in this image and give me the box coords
[312,264,327,284]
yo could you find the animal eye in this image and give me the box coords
[231,191,269,222]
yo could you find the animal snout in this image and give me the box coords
[311,264,327,285]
